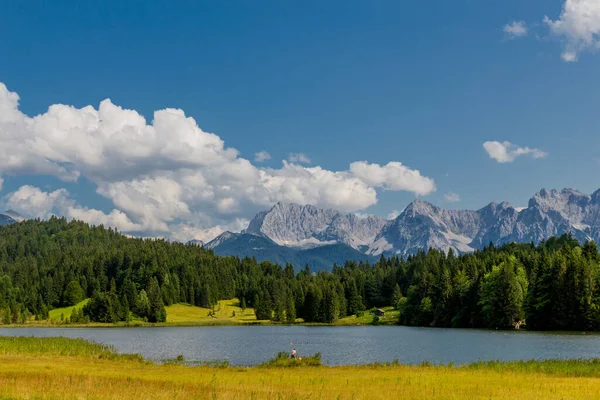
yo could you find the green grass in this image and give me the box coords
[0,336,143,361]
[465,358,600,377]
[336,306,399,325]
[258,351,323,368]
[165,299,260,324]
[48,298,90,321]
[32,299,401,327]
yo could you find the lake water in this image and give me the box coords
[2,326,599,366]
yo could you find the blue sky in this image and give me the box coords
[0,0,599,241]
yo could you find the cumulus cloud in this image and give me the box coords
[254,151,271,162]
[287,153,311,164]
[0,82,437,241]
[2,185,143,231]
[483,141,548,163]
[349,161,436,196]
[504,21,528,39]
[444,192,461,202]
[3,186,67,218]
[544,0,600,62]
[96,177,191,232]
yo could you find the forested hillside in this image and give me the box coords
[0,218,599,330]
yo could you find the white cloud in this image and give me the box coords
[0,82,437,239]
[4,186,68,218]
[287,153,311,164]
[544,0,600,62]
[0,84,238,182]
[444,192,461,202]
[2,185,143,232]
[254,151,271,162]
[65,206,144,232]
[483,141,548,163]
[504,21,528,38]
[257,162,378,212]
[96,177,191,232]
[386,210,400,220]
[0,177,3,192]
[349,161,436,196]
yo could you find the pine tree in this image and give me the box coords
[63,280,83,306]
[136,289,150,318]
[285,293,296,323]
[200,284,212,308]
[254,291,272,320]
[147,278,167,323]
[392,284,403,310]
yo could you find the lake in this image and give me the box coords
[1,326,599,366]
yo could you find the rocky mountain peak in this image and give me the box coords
[530,188,585,210]
[205,231,236,249]
[402,199,439,217]
[244,202,342,246]
[477,201,515,222]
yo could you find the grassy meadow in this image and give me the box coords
[48,298,90,321]
[20,298,396,327]
[165,299,261,325]
[336,306,399,325]
[20,299,264,327]
[2,336,600,399]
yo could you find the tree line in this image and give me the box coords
[0,217,599,330]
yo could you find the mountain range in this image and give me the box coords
[202,188,600,270]
[3,189,599,271]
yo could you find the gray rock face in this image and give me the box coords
[375,188,600,255]
[485,188,600,246]
[371,199,483,256]
[318,213,390,250]
[205,188,600,267]
[244,202,389,249]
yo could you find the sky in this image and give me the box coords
[0,0,599,242]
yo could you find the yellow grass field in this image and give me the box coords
[2,337,600,399]
[165,299,261,324]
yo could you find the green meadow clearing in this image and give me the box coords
[164,299,260,324]
[23,298,398,327]
[48,299,90,321]
[2,336,600,399]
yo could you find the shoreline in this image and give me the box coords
[0,320,398,328]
